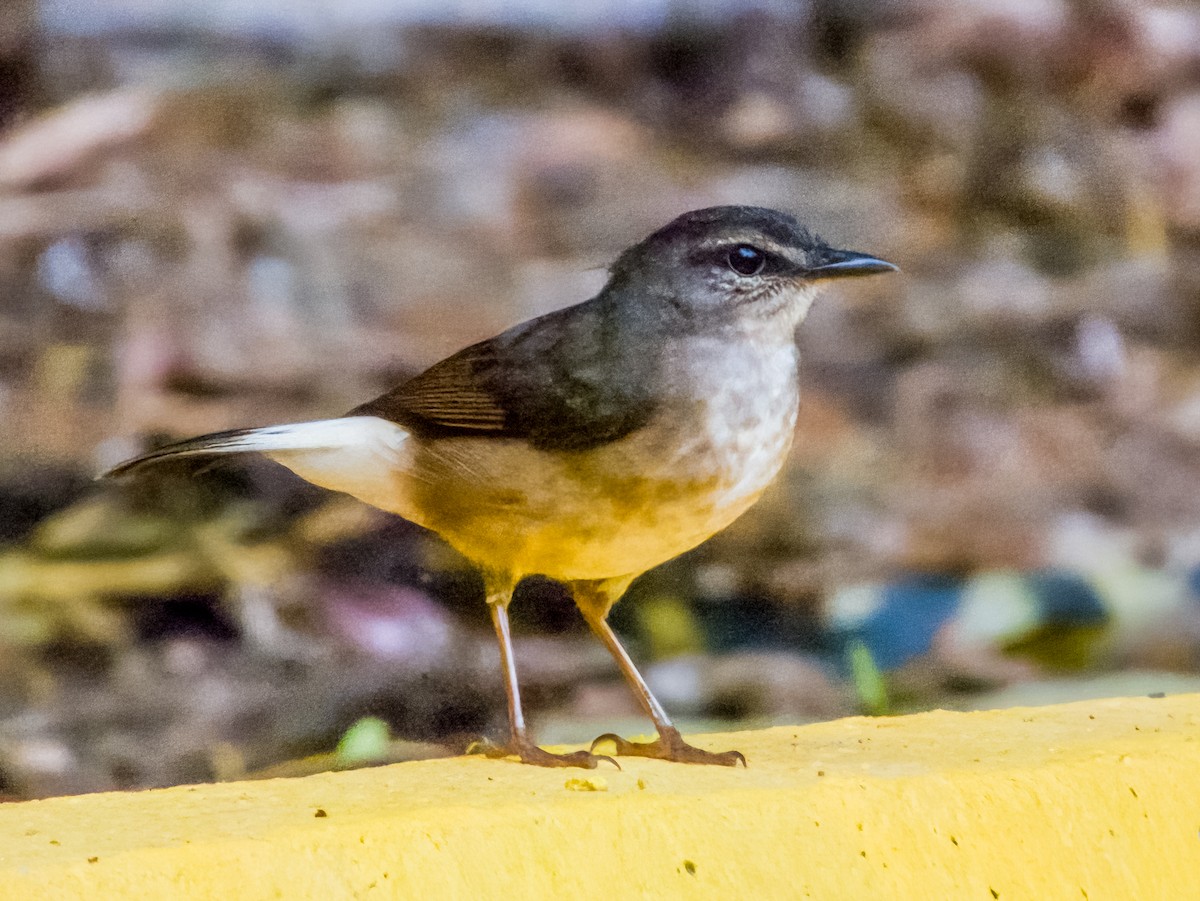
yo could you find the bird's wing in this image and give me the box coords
[351,341,510,434]
[348,300,660,452]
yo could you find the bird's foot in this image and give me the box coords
[468,737,619,769]
[591,727,746,767]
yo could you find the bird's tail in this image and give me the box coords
[102,416,412,514]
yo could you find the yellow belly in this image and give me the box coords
[408,383,798,580]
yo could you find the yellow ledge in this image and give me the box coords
[2,695,1198,898]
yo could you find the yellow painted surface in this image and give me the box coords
[2,695,1198,899]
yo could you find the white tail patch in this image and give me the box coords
[256,418,411,510]
[106,416,412,516]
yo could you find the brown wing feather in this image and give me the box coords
[347,300,660,451]
[349,342,509,434]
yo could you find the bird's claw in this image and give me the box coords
[590,728,746,767]
[468,737,620,769]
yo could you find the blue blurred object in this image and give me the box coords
[671,563,1187,678]
[844,574,966,671]
[1028,570,1107,626]
[831,568,1117,674]
[1186,565,1200,602]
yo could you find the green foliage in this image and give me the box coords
[335,717,392,767]
[847,639,890,716]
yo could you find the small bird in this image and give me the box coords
[105,206,896,768]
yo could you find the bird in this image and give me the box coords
[103,205,897,768]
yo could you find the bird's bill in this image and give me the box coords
[803,249,899,280]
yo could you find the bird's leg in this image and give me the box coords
[572,578,746,767]
[471,573,616,769]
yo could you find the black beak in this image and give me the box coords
[805,249,899,280]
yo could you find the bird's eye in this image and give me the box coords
[727,244,766,276]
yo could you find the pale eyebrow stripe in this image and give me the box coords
[691,237,799,256]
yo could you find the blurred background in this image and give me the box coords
[3,0,1200,799]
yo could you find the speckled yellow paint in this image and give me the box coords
[2,695,1198,899]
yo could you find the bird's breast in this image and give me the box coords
[656,334,800,509]
[409,333,801,581]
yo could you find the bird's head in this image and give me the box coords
[609,205,897,328]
